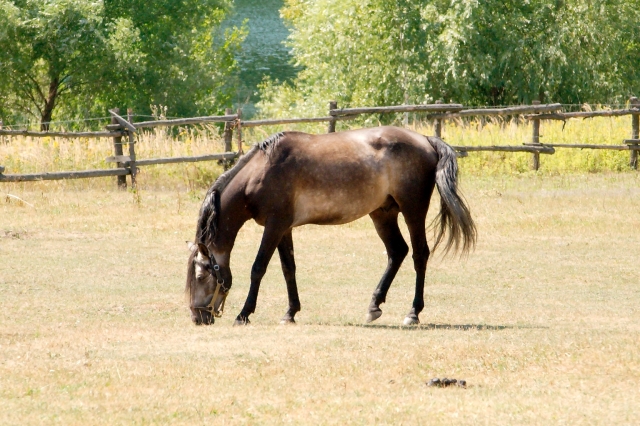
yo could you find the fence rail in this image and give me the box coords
[242,115,357,127]
[2,97,639,184]
[329,103,464,116]
[452,145,556,154]
[0,168,130,182]
[430,103,563,119]
[524,109,640,120]
[0,129,123,138]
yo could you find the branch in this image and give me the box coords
[8,100,40,123]
[20,86,43,116]
[56,84,70,97]
[24,73,47,104]
[56,74,73,95]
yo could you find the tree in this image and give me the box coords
[258,0,640,118]
[437,0,640,105]
[0,0,245,130]
[102,0,245,120]
[0,1,111,129]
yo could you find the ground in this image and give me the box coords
[1,173,639,424]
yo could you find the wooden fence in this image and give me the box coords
[1,98,639,185]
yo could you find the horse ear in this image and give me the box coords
[197,243,210,258]
[186,241,197,252]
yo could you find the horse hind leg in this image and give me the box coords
[366,207,409,323]
[402,211,430,326]
[277,230,301,324]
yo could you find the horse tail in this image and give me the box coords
[427,136,476,256]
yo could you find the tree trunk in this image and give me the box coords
[40,77,59,131]
[538,87,546,104]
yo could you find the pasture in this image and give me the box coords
[1,171,639,424]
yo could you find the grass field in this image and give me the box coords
[1,171,639,424]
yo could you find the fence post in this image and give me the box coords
[434,100,443,138]
[402,93,409,128]
[236,109,243,155]
[531,100,541,171]
[127,108,137,188]
[630,97,639,170]
[223,108,234,152]
[111,108,127,190]
[222,107,234,170]
[328,101,337,133]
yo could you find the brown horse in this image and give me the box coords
[186,126,475,326]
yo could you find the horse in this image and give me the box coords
[185,126,476,326]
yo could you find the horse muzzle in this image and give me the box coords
[191,282,228,325]
[192,308,214,325]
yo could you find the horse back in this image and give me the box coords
[243,127,439,226]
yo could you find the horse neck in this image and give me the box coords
[211,190,251,264]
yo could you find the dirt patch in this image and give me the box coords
[1,229,27,239]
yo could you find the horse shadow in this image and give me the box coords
[338,322,548,331]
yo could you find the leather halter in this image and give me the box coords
[194,252,229,318]
[207,253,228,318]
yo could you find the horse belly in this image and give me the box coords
[292,186,387,226]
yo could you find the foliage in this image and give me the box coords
[102,0,246,119]
[258,0,640,117]
[0,1,110,129]
[0,0,245,129]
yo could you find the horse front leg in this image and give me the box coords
[235,222,288,326]
[277,230,300,324]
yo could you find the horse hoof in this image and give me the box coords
[403,316,420,326]
[233,317,250,326]
[279,318,296,325]
[366,309,382,323]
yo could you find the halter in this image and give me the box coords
[193,252,229,318]
[208,254,229,317]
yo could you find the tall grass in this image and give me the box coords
[0,125,228,191]
[223,114,636,176]
[1,115,636,191]
[414,115,633,175]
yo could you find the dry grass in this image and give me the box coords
[1,111,637,191]
[1,172,639,425]
[243,112,637,174]
[0,125,229,191]
[413,115,635,174]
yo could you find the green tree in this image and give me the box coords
[439,0,640,105]
[258,0,640,117]
[0,1,111,129]
[0,0,244,130]
[102,0,245,119]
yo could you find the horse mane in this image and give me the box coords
[257,131,286,157]
[196,132,288,246]
[185,247,198,296]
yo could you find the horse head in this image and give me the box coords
[185,241,232,325]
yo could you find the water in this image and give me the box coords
[222,0,299,117]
